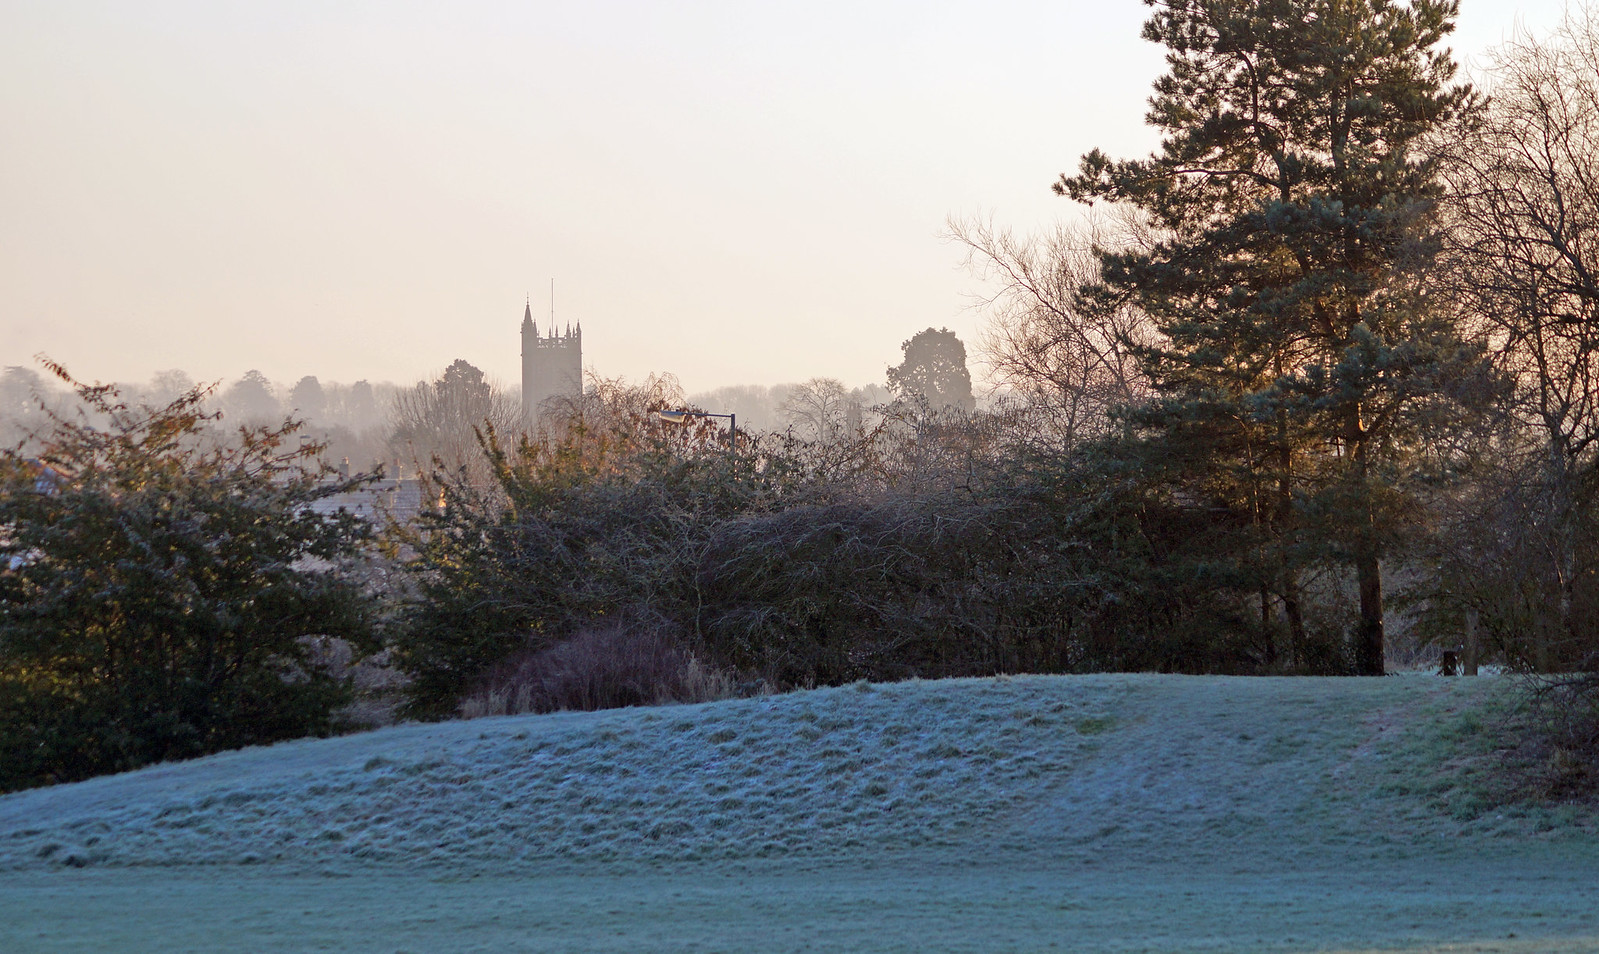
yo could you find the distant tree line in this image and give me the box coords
[2,362,903,480]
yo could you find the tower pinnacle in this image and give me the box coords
[521,292,580,420]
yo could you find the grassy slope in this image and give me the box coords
[2,673,1597,953]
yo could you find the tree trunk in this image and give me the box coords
[1274,413,1303,669]
[1283,571,1307,670]
[1260,587,1278,668]
[1354,553,1385,675]
[1351,429,1384,676]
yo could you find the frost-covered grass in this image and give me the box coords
[2,673,1597,952]
[0,676,1123,869]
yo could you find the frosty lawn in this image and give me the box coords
[2,674,1596,952]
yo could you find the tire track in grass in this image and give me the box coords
[1002,675,1474,864]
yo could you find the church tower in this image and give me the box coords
[520,299,582,420]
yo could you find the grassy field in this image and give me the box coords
[2,673,1596,952]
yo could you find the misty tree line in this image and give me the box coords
[1,366,398,469]
[0,362,905,478]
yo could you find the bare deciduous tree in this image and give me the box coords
[1435,8,1599,670]
[949,216,1155,450]
[778,377,850,443]
[1445,10,1599,468]
[390,359,521,484]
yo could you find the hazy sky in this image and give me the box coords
[0,0,1573,394]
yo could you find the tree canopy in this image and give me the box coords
[389,359,521,484]
[223,369,279,422]
[887,328,976,414]
[289,375,327,420]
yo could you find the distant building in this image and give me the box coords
[520,302,582,420]
[307,457,435,525]
[310,475,432,525]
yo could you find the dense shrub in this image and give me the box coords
[0,366,378,792]
[393,384,1292,714]
[689,489,1264,684]
[391,376,790,717]
[1524,672,1599,799]
[1410,447,1599,674]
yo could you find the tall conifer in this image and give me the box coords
[1061,0,1478,673]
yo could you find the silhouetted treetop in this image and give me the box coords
[888,328,975,414]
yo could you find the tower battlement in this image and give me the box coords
[521,301,582,419]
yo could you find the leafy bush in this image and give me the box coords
[0,364,378,792]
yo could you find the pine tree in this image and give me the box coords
[1060,0,1479,673]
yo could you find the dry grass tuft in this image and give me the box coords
[459,623,741,718]
[1527,672,1599,801]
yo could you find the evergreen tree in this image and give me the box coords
[1060,0,1479,673]
[348,380,378,430]
[289,375,327,420]
[888,328,976,414]
[224,369,280,422]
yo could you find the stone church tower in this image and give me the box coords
[520,302,582,420]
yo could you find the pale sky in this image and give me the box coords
[0,0,1573,394]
